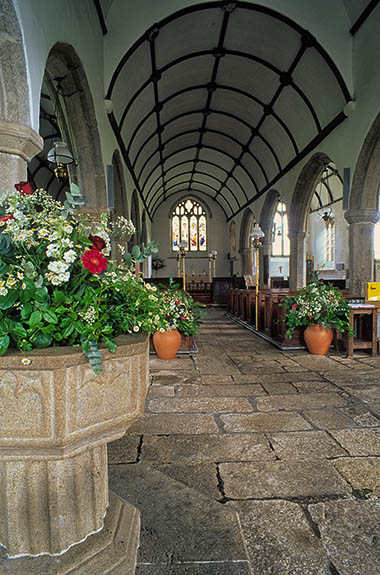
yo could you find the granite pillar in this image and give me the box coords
[345,209,380,296]
[288,231,306,290]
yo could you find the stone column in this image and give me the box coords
[260,239,272,288]
[345,209,380,296]
[288,231,306,291]
[0,120,43,194]
[240,247,252,276]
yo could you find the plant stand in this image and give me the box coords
[0,334,149,573]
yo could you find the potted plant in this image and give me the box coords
[284,278,353,355]
[152,254,166,277]
[152,279,206,359]
[0,183,159,559]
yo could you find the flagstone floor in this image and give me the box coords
[108,308,380,575]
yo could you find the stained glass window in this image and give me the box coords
[171,199,207,251]
[272,202,290,256]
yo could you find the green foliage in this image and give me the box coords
[123,241,159,266]
[152,278,207,335]
[284,279,353,337]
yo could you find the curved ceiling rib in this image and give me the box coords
[106,1,351,221]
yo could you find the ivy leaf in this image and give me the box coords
[21,302,33,320]
[0,290,18,310]
[34,287,49,303]
[11,324,28,339]
[0,335,10,355]
[43,310,58,324]
[35,333,53,348]
[29,310,42,329]
[53,290,66,305]
[105,339,117,353]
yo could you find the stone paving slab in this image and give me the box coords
[108,465,249,564]
[135,562,252,574]
[232,361,286,375]
[309,500,380,575]
[256,392,348,412]
[150,462,221,499]
[219,460,351,499]
[268,430,348,459]
[202,375,235,385]
[332,457,380,496]
[194,358,242,375]
[147,397,253,414]
[292,380,338,393]
[261,381,297,395]
[230,500,331,575]
[288,355,342,371]
[340,406,380,427]
[141,433,276,464]
[107,434,142,464]
[330,429,380,456]
[279,372,326,382]
[302,409,353,430]
[128,413,218,435]
[221,412,313,432]
[150,357,196,371]
[178,383,267,397]
[323,370,379,385]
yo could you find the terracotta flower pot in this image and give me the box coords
[304,324,333,355]
[153,329,181,360]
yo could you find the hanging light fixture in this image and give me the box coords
[47,141,74,178]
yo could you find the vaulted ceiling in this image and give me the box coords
[106,1,351,221]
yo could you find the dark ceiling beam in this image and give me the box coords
[227,110,347,221]
[92,0,108,35]
[137,126,265,193]
[144,157,234,203]
[309,196,343,214]
[147,168,238,212]
[350,0,380,35]
[151,185,230,219]
[141,143,254,205]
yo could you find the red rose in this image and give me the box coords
[14,181,35,195]
[82,249,107,274]
[89,234,106,251]
[0,214,14,222]
[180,316,186,320]
[308,313,313,318]
[292,303,297,309]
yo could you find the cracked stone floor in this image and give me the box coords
[108,308,380,575]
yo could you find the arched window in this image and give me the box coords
[171,198,207,252]
[272,202,290,256]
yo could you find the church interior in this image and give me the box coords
[0,1,380,573]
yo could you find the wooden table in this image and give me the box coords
[335,304,378,357]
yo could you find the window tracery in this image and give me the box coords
[171,199,207,251]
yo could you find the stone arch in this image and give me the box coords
[112,150,128,218]
[0,0,42,193]
[0,0,30,125]
[141,210,148,244]
[130,189,141,246]
[346,111,380,294]
[239,208,256,276]
[259,189,281,287]
[288,153,331,289]
[44,43,107,208]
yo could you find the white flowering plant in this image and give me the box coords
[0,183,159,372]
[284,279,353,336]
[152,279,206,335]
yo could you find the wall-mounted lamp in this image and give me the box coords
[47,141,74,178]
[249,224,265,330]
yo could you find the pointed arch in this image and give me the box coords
[44,43,107,208]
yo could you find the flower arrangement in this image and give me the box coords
[284,279,353,336]
[154,279,206,335]
[0,183,160,372]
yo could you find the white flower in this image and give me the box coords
[133,325,140,332]
[46,243,60,257]
[47,261,69,274]
[62,224,73,234]
[21,358,31,366]
[38,228,50,238]
[58,271,70,283]
[63,249,77,264]
[0,287,8,296]
[61,238,74,249]
[49,231,60,241]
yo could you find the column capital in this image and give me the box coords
[345,208,380,225]
[0,119,43,161]
[288,231,306,241]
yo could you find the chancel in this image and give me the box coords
[1,1,380,573]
